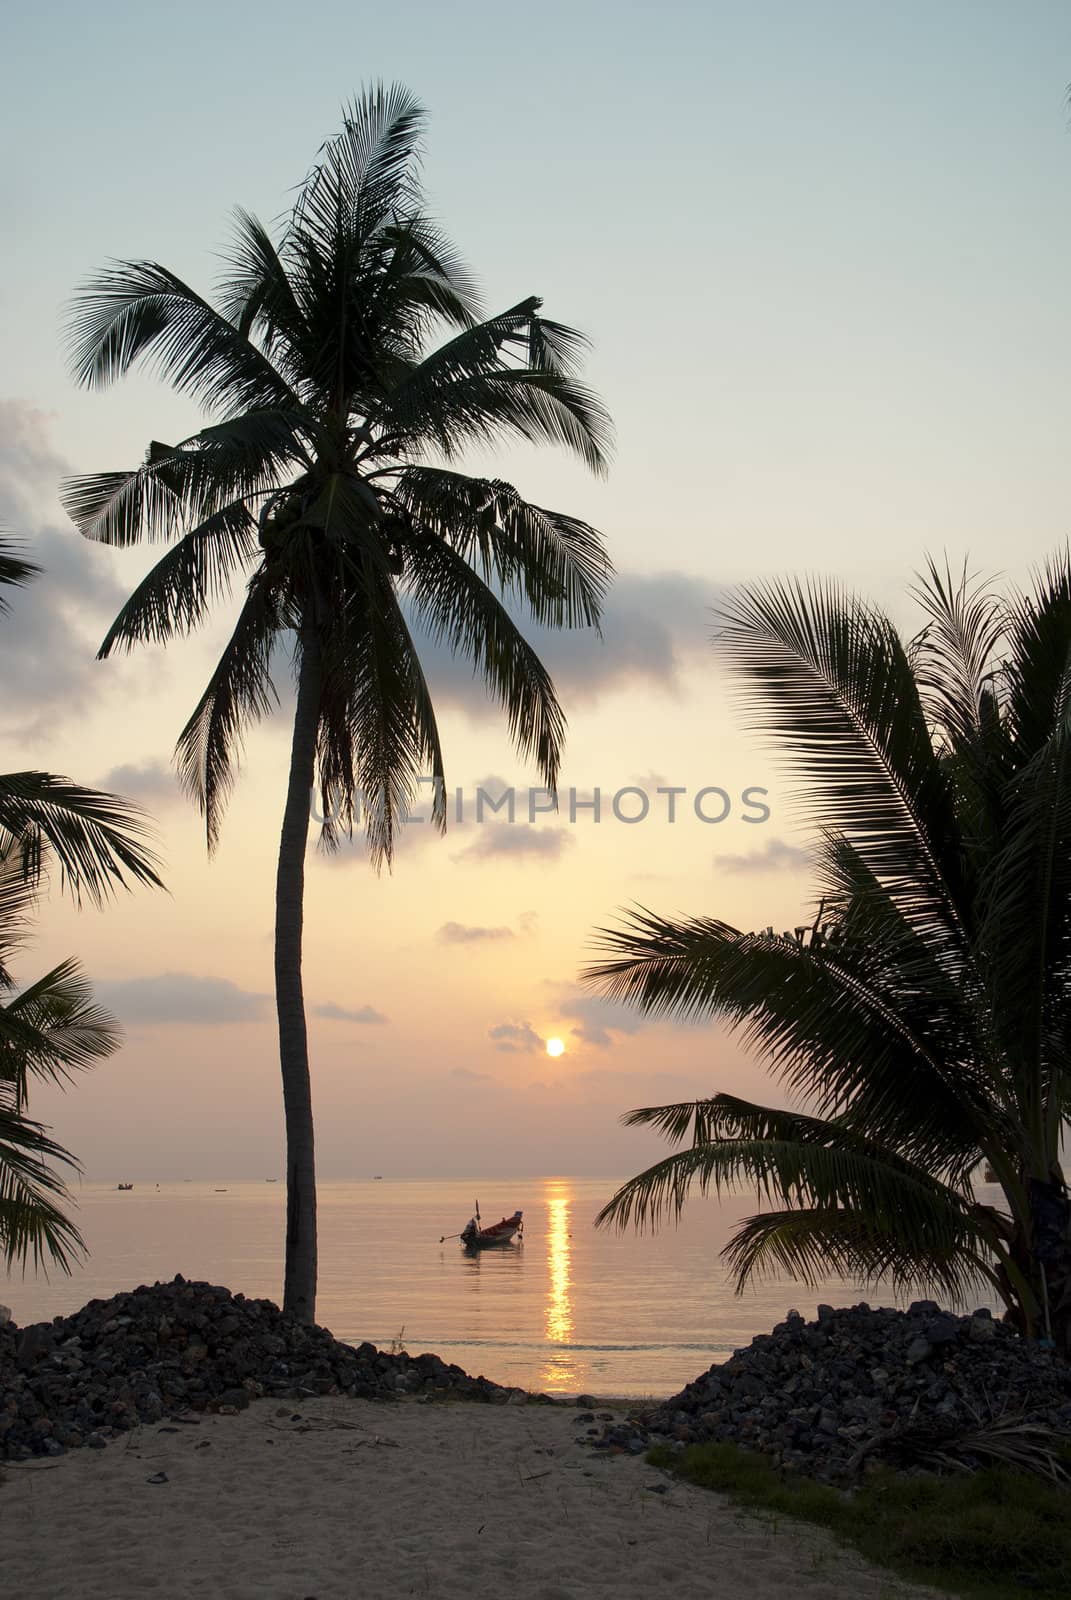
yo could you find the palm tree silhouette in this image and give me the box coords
[587,559,1071,1352]
[63,86,612,1320]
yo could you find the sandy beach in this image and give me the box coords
[1,1395,940,1600]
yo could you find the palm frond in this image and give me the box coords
[0,1094,85,1272]
[0,957,122,1100]
[860,1412,1071,1482]
[97,501,260,655]
[405,533,567,791]
[293,83,427,244]
[0,533,40,610]
[1004,549,1071,757]
[596,1106,996,1303]
[393,465,611,628]
[372,216,481,328]
[62,412,307,547]
[584,906,997,1175]
[974,557,1071,1141]
[315,556,445,865]
[722,1205,998,1304]
[597,1108,976,1231]
[380,306,612,473]
[67,260,299,415]
[0,839,38,983]
[0,772,163,905]
[527,314,593,378]
[219,207,310,361]
[719,578,968,955]
[910,557,1008,754]
[174,576,280,849]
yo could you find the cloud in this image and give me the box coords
[313,1002,388,1024]
[455,825,573,864]
[715,837,810,874]
[438,921,515,945]
[450,1067,492,1083]
[409,571,720,718]
[98,760,182,810]
[96,972,271,1024]
[558,994,648,1049]
[546,978,711,1048]
[0,400,67,524]
[488,1021,545,1054]
[0,401,132,735]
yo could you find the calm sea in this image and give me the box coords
[1,1178,1002,1397]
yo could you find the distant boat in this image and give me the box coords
[373,1175,383,1181]
[117,1183,133,1191]
[265,1178,278,1183]
[214,1188,228,1193]
[443,1201,523,1250]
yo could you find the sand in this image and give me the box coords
[2,1396,940,1600]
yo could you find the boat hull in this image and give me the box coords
[460,1210,523,1250]
[462,1227,521,1250]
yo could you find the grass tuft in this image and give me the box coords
[647,1441,1071,1600]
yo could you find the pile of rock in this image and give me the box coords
[641,1301,1071,1481]
[0,1275,524,1460]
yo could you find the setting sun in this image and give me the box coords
[546,1038,565,1058]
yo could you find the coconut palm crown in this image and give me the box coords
[61,86,613,1321]
[585,558,1071,1354]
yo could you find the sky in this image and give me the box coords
[1,1,1070,1185]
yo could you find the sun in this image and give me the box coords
[546,1037,566,1058]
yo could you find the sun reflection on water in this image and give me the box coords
[541,1185,576,1391]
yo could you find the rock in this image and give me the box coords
[922,1314,960,1346]
[16,1326,54,1371]
[0,1275,517,1460]
[625,1300,1071,1487]
[0,1306,10,1327]
[575,1394,596,1407]
[217,1387,250,1411]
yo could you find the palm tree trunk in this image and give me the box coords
[276,627,322,1323]
[1025,1173,1071,1357]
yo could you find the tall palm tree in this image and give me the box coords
[0,536,163,1267]
[585,558,1071,1354]
[62,85,613,1322]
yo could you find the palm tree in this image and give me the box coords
[585,558,1071,1354]
[61,85,612,1322]
[0,537,163,1267]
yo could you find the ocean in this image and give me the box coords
[1,1177,1002,1397]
